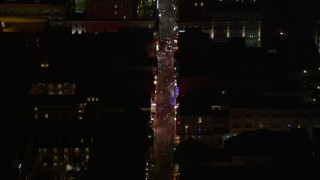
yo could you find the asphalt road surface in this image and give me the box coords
[151,0,180,179]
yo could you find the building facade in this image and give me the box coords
[177,0,262,47]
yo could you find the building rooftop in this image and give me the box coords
[0,17,48,32]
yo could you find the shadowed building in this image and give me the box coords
[175,26,320,147]
[0,21,156,179]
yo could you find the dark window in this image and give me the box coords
[259,113,268,118]
[272,123,281,128]
[272,113,281,118]
[285,113,294,118]
[206,127,211,133]
[298,113,307,118]
[233,123,241,128]
[246,113,254,118]
[312,113,320,118]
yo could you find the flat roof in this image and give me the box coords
[1,17,48,32]
[0,17,48,23]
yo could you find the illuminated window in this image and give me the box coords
[114,11,117,15]
[80,138,84,143]
[75,0,85,13]
[75,147,80,153]
[194,2,197,6]
[29,83,76,95]
[184,125,189,134]
[64,155,69,161]
[115,5,117,8]
[212,105,220,110]
[45,114,49,119]
[48,90,54,95]
[36,37,40,47]
[198,117,202,123]
[85,147,89,153]
[40,63,49,68]
[200,2,203,6]
[1,21,5,29]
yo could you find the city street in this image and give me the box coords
[150,0,180,179]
